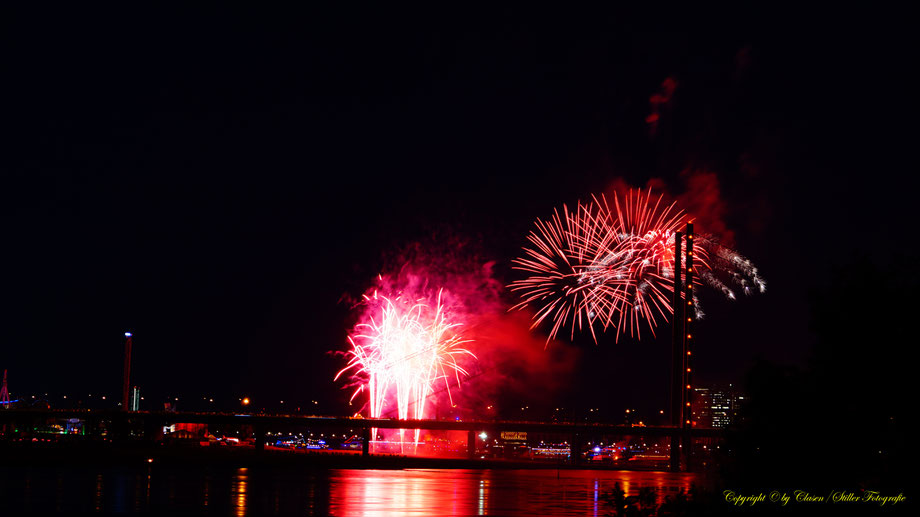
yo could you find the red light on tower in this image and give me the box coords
[0,370,9,409]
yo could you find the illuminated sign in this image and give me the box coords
[500,431,527,441]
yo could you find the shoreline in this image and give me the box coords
[0,443,683,472]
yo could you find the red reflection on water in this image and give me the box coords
[327,469,699,516]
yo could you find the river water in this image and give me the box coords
[0,465,700,515]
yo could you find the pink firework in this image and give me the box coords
[335,286,474,447]
[510,188,748,342]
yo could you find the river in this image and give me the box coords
[0,465,701,515]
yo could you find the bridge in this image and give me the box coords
[0,409,722,469]
[1,224,715,472]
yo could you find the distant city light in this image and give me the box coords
[242,397,250,406]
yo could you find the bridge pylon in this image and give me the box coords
[670,223,696,472]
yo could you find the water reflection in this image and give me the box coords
[144,467,151,510]
[232,467,248,516]
[94,473,103,512]
[0,466,699,516]
[593,478,599,517]
[202,473,210,509]
[326,469,698,516]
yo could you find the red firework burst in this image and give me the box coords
[510,188,712,342]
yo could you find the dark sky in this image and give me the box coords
[2,7,913,417]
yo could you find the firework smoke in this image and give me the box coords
[510,188,764,343]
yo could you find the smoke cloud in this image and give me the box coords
[646,77,678,136]
[605,170,735,245]
[336,231,581,420]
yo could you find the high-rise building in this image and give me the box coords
[730,391,745,424]
[690,388,712,427]
[691,384,745,428]
[129,386,141,412]
[711,389,733,428]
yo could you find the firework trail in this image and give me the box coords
[510,188,764,342]
[696,239,766,298]
[335,286,475,450]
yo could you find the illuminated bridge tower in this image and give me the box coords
[683,224,695,463]
[670,223,696,471]
[669,231,684,470]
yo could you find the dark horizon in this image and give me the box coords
[2,8,912,420]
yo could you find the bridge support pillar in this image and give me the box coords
[143,417,161,445]
[669,433,679,471]
[254,425,266,452]
[110,413,128,443]
[571,434,583,466]
[362,427,371,457]
[467,429,476,460]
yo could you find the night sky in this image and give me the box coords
[2,8,912,418]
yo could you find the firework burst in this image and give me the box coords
[335,285,475,448]
[510,188,763,342]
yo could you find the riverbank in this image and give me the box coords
[0,442,678,472]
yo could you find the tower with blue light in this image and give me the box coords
[122,332,133,411]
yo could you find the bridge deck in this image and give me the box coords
[0,409,723,437]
